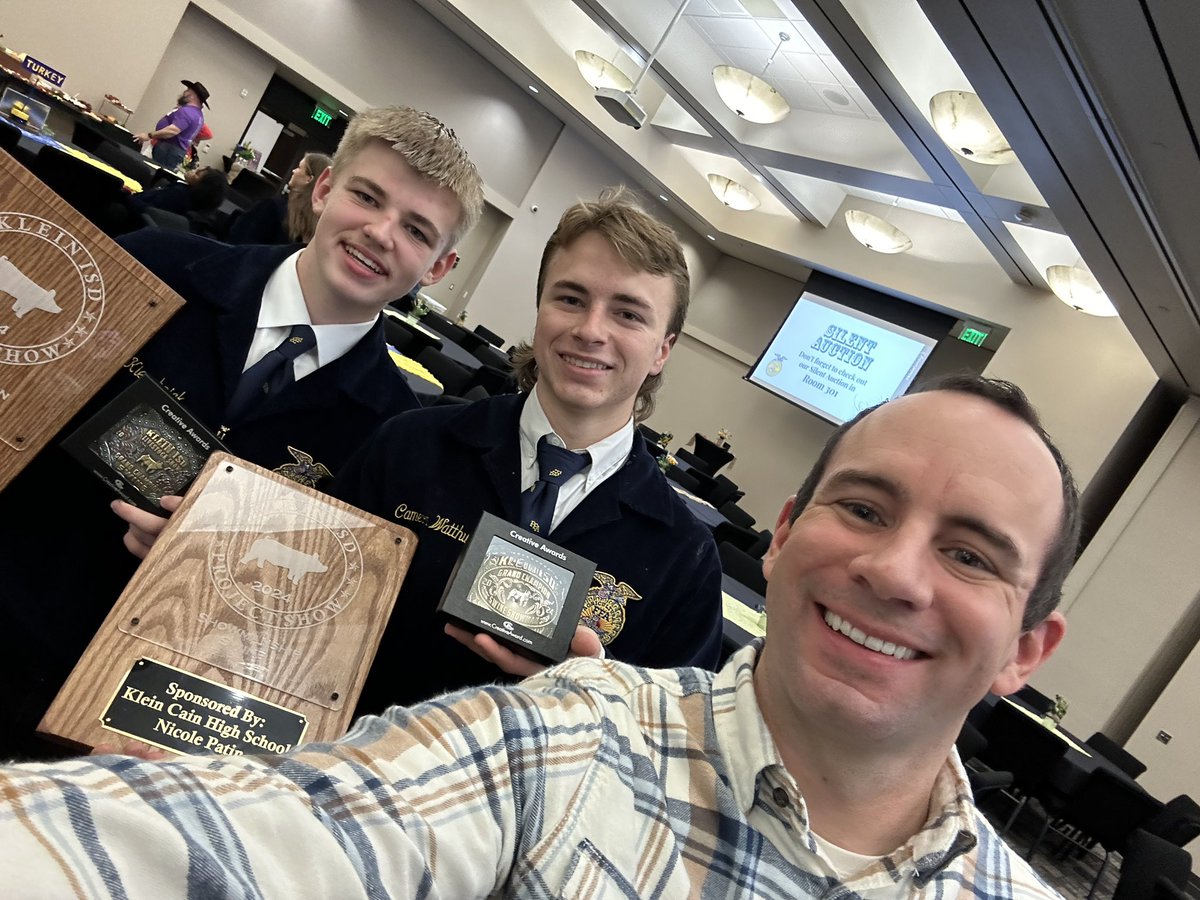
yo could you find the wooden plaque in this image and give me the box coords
[0,147,183,491]
[40,451,417,755]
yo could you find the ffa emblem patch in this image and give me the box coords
[765,353,785,377]
[273,445,333,488]
[579,570,642,646]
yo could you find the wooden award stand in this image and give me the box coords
[40,452,417,755]
[0,148,184,490]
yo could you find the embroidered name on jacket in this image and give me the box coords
[392,503,470,544]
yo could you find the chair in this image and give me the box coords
[687,468,719,501]
[1085,732,1147,779]
[421,311,472,345]
[140,206,192,232]
[229,168,280,203]
[1112,829,1192,900]
[636,423,663,446]
[956,722,1015,799]
[706,474,741,510]
[414,346,474,397]
[32,150,126,228]
[1015,684,1055,715]
[712,521,761,554]
[0,118,21,153]
[473,323,505,348]
[386,314,443,354]
[691,432,735,474]
[1143,794,1200,848]
[675,447,712,475]
[467,363,516,397]
[1026,768,1164,897]
[664,465,700,493]
[746,529,773,559]
[456,328,490,355]
[977,699,1068,838]
[472,342,512,371]
[91,141,156,188]
[718,500,756,530]
[383,316,417,355]
[717,542,766,596]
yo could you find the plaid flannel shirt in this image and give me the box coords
[0,643,1060,898]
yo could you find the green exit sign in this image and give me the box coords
[311,106,333,127]
[959,327,988,346]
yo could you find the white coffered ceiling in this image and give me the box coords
[413,0,1200,394]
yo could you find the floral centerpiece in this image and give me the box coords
[228,142,256,182]
[653,431,675,473]
[411,295,431,318]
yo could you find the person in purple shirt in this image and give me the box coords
[133,79,208,170]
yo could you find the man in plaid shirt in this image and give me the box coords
[0,373,1075,898]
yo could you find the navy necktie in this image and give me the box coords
[520,436,589,535]
[225,324,315,422]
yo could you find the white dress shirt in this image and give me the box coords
[241,250,376,379]
[518,384,634,533]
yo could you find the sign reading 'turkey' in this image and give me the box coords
[0,149,183,490]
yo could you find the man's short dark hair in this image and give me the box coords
[789,373,1080,630]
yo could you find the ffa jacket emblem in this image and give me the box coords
[580,570,642,646]
[274,445,333,488]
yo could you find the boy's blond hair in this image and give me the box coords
[333,106,484,248]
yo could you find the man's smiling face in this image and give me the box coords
[755,390,1066,752]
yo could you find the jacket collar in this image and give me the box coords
[445,394,684,536]
[178,243,399,421]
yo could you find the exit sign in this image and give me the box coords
[959,327,988,346]
[311,106,333,127]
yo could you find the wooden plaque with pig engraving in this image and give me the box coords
[0,148,183,491]
[40,451,417,755]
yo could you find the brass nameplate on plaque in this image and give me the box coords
[40,451,417,753]
[102,658,307,756]
[0,148,184,491]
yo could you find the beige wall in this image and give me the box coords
[0,0,187,113]
[195,0,564,208]
[1126,636,1200,873]
[1035,398,1200,823]
[130,5,275,170]
[1041,400,1200,753]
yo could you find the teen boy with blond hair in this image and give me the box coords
[0,106,484,760]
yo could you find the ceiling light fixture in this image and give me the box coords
[713,32,791,124]
[928,90,1015,165]
[574,50,633,92]
[707,173,760,211]
[844,205,913,254]
[1045,262,1118,317]
[587,0,690,129]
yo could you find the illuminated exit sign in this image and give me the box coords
[311,106,333,127]
[959,326,989,347]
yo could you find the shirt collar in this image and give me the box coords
[259,249,377,366]
[712,640,978,883]
[519,385,634,488]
